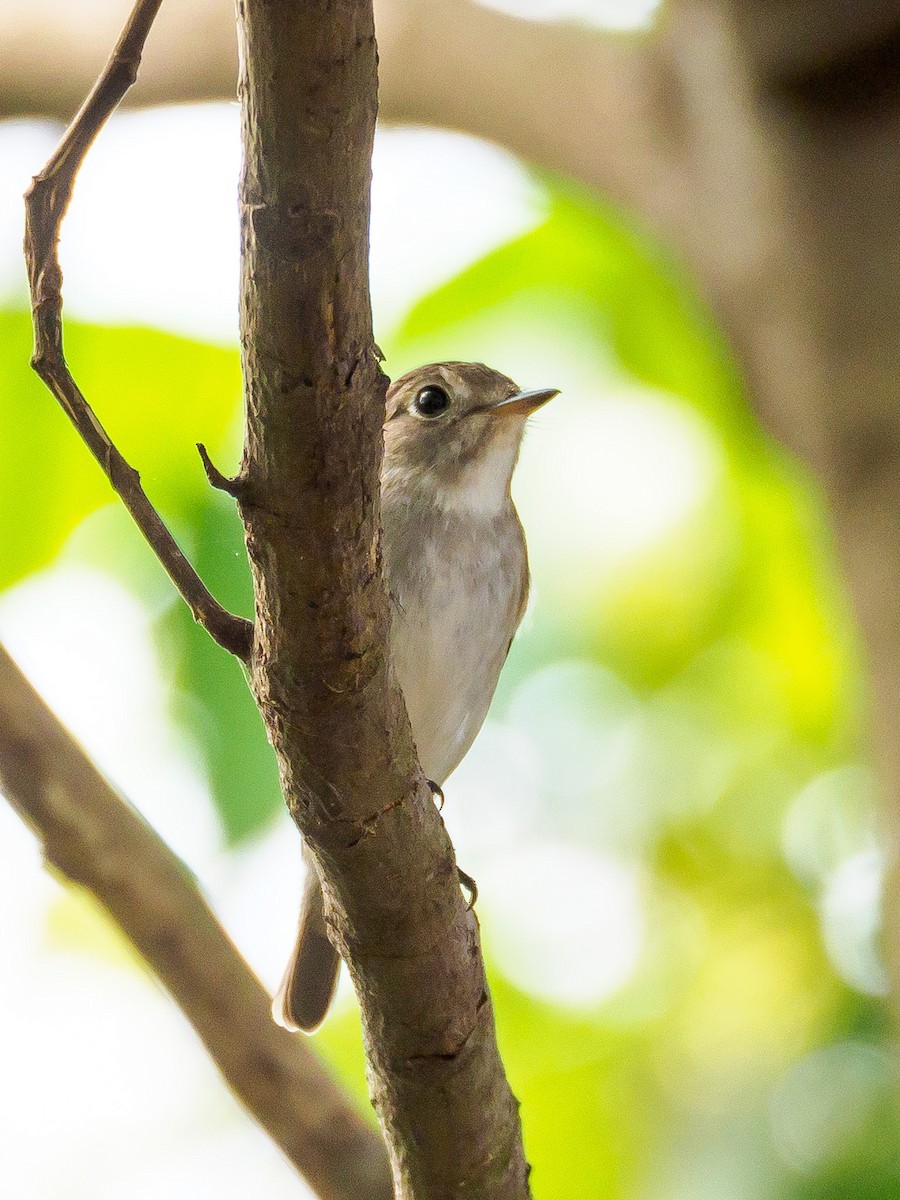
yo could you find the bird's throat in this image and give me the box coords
[433,430,522,517]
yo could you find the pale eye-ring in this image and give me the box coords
[412,385,450,417]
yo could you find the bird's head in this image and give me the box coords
[383,362,558,516]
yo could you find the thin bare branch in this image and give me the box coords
[0,641,393,1200]
[22,0,253,662]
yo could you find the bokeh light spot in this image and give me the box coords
[482,841,644,1007]
[821,849,889,996]
[474,0,662,31]
[770,1041,893,1174]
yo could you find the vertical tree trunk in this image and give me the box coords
[233,2,532,1194]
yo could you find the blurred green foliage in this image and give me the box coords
[3,174,897,1198]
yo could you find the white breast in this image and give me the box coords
[386,508,526,786]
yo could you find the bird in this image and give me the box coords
[273,361,559,1032]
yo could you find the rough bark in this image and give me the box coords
[0,0,672,225]
[231,2,531,1196]
[0,643,393,1200]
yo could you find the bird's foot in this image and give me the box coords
[427,779,445,810]
[457,866,478,910]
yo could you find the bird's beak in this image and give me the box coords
[489,387,560,417]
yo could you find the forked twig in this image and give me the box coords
[23,0,253,662]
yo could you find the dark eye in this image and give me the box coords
[412,385,450,417]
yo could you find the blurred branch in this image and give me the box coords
[234,1,530,1196]
[7,0,897,240]
[0,642,393,1200]
[723,0,900,79]
[699,0,900,1028]
[23,0,253,662]
[0,0,238,119]
[0,0,682,227]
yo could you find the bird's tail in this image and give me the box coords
[272,857,340,1034]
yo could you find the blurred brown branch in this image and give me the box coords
[0,641,393,1200]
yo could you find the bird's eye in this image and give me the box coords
[412,385,450,417]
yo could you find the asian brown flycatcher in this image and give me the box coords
[274,361,558,1032]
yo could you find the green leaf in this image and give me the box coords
[394,177,755,448]
[0,309,241,591]
[159,490,284,844]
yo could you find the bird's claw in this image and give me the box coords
[457,866,478,910]
[423,781,474,906]
[427,779,445,810]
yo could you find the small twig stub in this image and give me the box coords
[197,442,244,498]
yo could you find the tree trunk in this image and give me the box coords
[233,1,532,1195]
